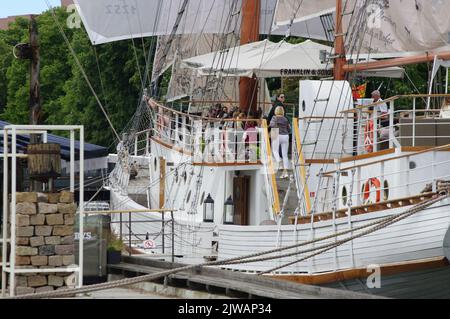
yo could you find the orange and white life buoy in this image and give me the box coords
[363,178,381,204]
[364,120,374,153]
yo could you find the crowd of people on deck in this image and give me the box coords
[145,94,292,175]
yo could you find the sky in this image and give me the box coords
[0,0,61,18]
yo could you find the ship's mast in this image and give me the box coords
[333,0,346,80]
[239,0,260,113]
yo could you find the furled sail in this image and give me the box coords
[274,0,450,56]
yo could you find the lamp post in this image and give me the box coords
[203,194,214,222]
[223,196,235,224]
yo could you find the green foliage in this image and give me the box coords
[0,8,153,148]
[107,232,124,252]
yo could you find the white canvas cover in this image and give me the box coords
[181,39,404,78]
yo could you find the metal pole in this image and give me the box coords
[9,128,17,297]
[427,56,438,110]
[2,129,9,297]
[446,67,449,94]
[119,213,123,241]
[70,130,75,192]
[128,212,132,257]
[162,212,165,255]
[78,127,84,288]
[171,211,174,263]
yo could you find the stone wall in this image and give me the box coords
[11,191,77,295]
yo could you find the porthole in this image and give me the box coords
[302,100,306,112]
[154,157,158,171]
[384,180,390,201]
[342,186,348,206]
[409,161,417,170]
[182,171,187,184]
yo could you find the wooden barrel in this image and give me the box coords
[27,143,61,182]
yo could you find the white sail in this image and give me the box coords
[345,0,450,56]
[73,0,241,45]
[274,0,450,56]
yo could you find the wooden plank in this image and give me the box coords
[269,257,449,286]
[340,148,396,163]
[159,157,166,209]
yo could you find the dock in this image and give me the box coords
[107,256,383,299]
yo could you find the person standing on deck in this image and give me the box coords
[267,93,287,125]
[270,106,291,179]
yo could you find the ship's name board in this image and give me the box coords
[280,69,333,77]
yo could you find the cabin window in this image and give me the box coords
[384,180,389,201]
[342,186,348,206]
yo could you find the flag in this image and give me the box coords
[352,83,367,100]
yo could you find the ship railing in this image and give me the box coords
[311,144,450,214]
[140,100,279,165]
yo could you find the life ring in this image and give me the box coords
[364,120,374,153]
[363,178,381,204]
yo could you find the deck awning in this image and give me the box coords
[181,39,405,79]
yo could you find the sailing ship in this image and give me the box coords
[72,0,450,295]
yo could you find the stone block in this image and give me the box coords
[16,276,28,287]
[35,226,53,236]
[16,214,30,227]
[30,256,48,266]
[16,237,30,245]
[16,256,31,266]
[16,287,35,296]
[64,214,75,226]
[48,275,64,287]
[59,191,74,203]
[47,193,60,204]
[57,203,77,215]
[30,236,45,247]
[16,192,37,203]
[38,203,58,214]
[62,255,75,266]
[36,286,54,293]
[53,226,73,236]
[55,245,74,255]
[48,255,63,267]
[45,236,61,245]
[38,245,55,256]
[16,226,34,237]
[16,246,38,256]
[37,193,49,203]
[16,202,36,215]
[46,214,64,226]
[61,235,74,245]
[27,275,47,288]
[30,214,45,226]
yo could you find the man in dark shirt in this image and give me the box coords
[267,93,286,124]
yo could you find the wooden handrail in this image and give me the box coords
[261,120,281,215]
[293,118,311,213]
[322,143,450,176]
